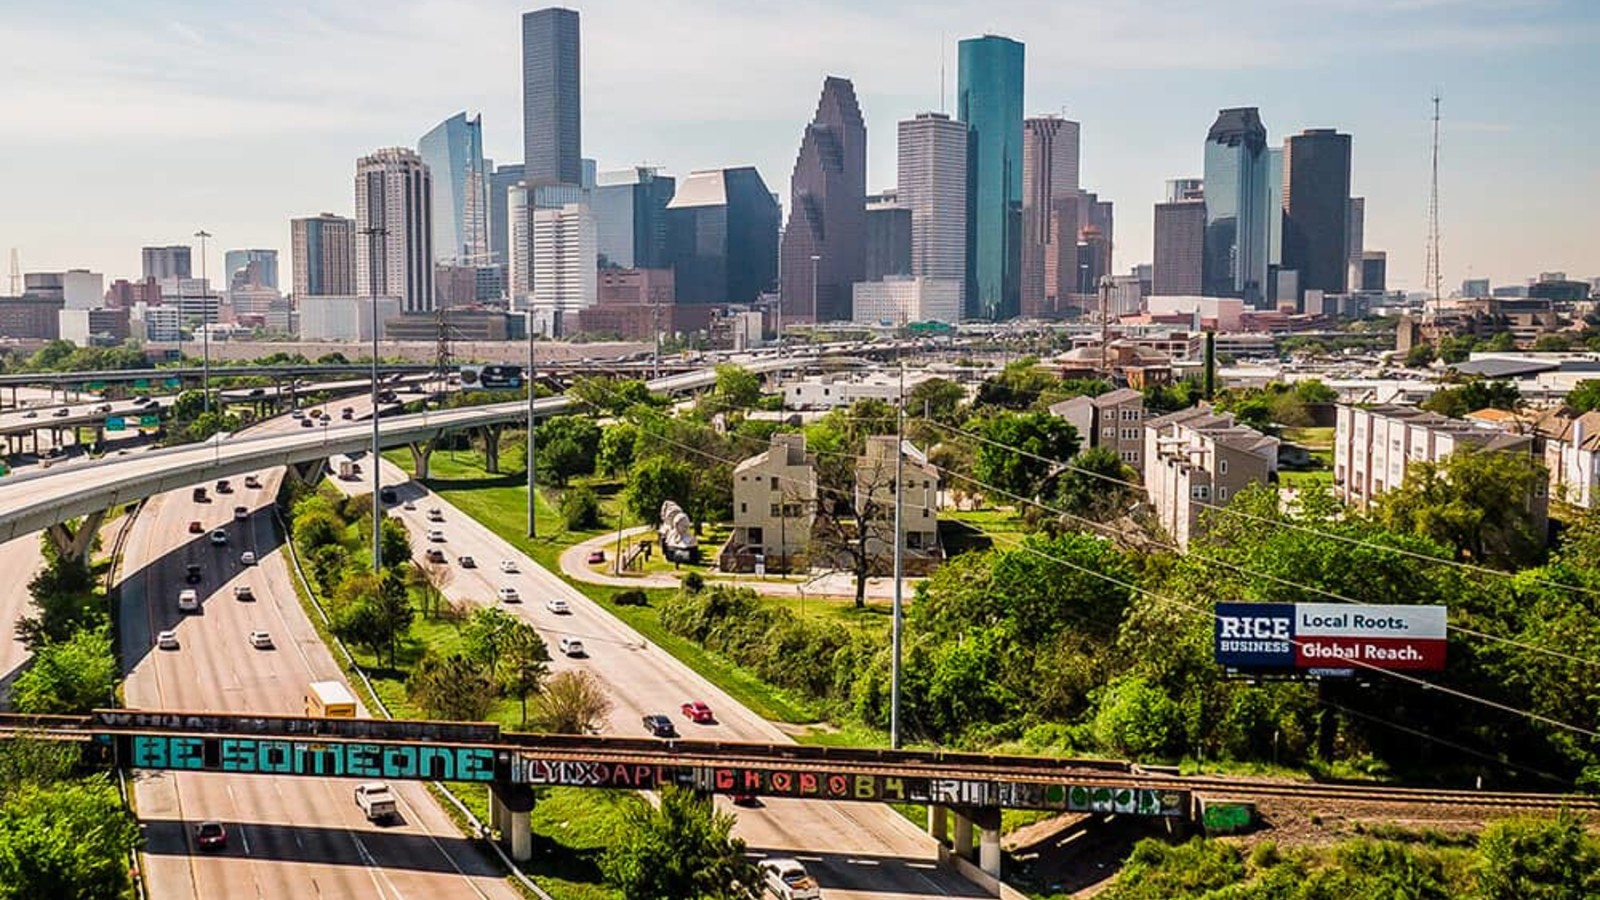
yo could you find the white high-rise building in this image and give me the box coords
[1346,196,1365,291]
[897,112,968,302]
[531,202,596,334]
[507,184,533,306]
[355,147,434,314]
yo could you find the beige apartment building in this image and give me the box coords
[722,434,816,573]
[1050,388,1147,468]
[853,436,943,574]
[1143,406,1279,549]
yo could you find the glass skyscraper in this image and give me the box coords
[593,167,677,270]
[958,34,1024,321]
[1202,107,1271,306]
[418,112,489,264]
[522,7,582,187]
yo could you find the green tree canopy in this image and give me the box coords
[625,456,695,525]
[0,777,140,900]
[970,411,1080,502]
[10,627,117,715]
[406,653,494,721]
[600,785,760,900]
[1421,379,1521,418]
[1373,446,1547,568]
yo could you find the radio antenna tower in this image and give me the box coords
[1425,93,1443,315]
[7,249,19,296]
[433,303,454,402]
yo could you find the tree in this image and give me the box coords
[409,558,452,619]
[970,411,1080,502]
[15,542,101,652]
[406,653,495,721]
[560,485,603,530]
[461,607,520,673]
[531,670,613,734]
[332,569,414,666]
[1373,446,1547,568]
[974,358,1066,410]
[906,377,966,424]
[1421,379,1520,418]
[1092,676,1182,759]
[625,456,695,525]
[10,628,117,715]
[1475,812,1600,900]
[600,785,761,900]
[1057,447,1141,523]
[1534,332,1575,352]
[707,364,762,414]
[498,624,551,727]
[536,415,602,487]
[0,777,140,900]
[1566,380,1600,413]
[597,422,640,477]
[1404,342,1438,368]
[570,376,657,416]
[378,517,412,571]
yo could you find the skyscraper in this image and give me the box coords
[522,7,581,187]
[531,202,597,334]
[1202,107,1271,305]
[141,246,191,283]
[665,167,780,305]
[1153,200,1204,296]
[506,184,533,305]
[897,112,967,295]
[418,112,489,264]
[1283,128,1353,295]
[959,34,1025,321]
[864,191,912,281]
[780,76,867,323]
[488,163,525,268]
[1021,115,1080,317]
[290,214,355,297]
[223,249,278,291]
[1166,178,1204,202]
[1346,196,1365,291]
[354,147,434,313]
[593,167,676,270]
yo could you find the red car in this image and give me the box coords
[194,820,227,850]
[188,520,204,534]
[681,701,715,724]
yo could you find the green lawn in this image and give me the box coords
[1280,426,1334,449]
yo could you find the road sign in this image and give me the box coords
[105,418,126,432]
[133,379,150,389]
[139,415,160,427]
[164,377,181,389]
[88,381,106,390]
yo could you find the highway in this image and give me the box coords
[0,533,44,706]
[117,472,517,899]
[352,460,984,899]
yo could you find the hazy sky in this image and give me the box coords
[2,0,1596,294]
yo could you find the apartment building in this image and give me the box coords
[1143,407,1279,549]
[1049,388,1146,467]
[854,436,943,574]
[723,434,817,573]
[1533,409,1600,509]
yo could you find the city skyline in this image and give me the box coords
[2,1,1595,293]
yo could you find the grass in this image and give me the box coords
[1280,426,1334,449]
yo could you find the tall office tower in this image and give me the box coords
[1166,178,1204,203]
[779,77,866,323]
[665,167,780,305]
[1153,200,1205,295]
[1076,227,1110,294]
[897,112,968,296]
[959,34,1024,320]
[488,163,525,267]
[506,184,533,306]
[1267,146,1284,267]
[522,7,581,187]
[223,249,278,291]
[290,214,356,297]
[1021,115,1081,317]
[1346,196,1365,291]
[864,191,912,281]
[141,245,191,282]
[1361,251,1387,292]
[354,147,434,313]
[418,112,489,264]
[1083,192,1115,274]
[1202,107,1272,306]
[531,202,597,332]
[1282,128,1353,295]
[593,167,677,269]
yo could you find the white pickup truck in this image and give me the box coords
[354,782,397,822]
[760,858,821,899]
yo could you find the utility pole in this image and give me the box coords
[1098,275,1112,381]
[890,361,905,749]
[1425,93,1443,317]
[526,309,537,539]
[195,230,212,415]
[358,225,389,571]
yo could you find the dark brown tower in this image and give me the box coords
[779,76,867,323]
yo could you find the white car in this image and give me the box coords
[248,630,273,649]
[427,530,445,543]
[760,858,821,900]
[499,559,519,573]
[233,585,254,600]
[403,500,417,511]
[209,529,228,546]
[545,597,570,615]
[497,586,521,604]
[427,508,445,522]
[558,636,585,657]
[156,630,179,650]
[240,551,256,566]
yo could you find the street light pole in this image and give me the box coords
[195,230,212,415]
[891,360,905,749]
[359,225,389,571]
[526,309,537,539]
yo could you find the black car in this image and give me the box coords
[642,714,677,738]
[380,488,398,504]
[184,564,202,584]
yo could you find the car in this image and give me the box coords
[185,564,202,584]
[239,551,256,566]
[233,506,249,520]
[402,500,417,511]
[157,630,180,650]
[244,475,261,489]
[426,530,445,543]
[188,520,204,534]
[341,407,354,420]
[545,597,571,615]
[499,559,518,573]
[192,486,208,503]
[290,409,304,419]
[380,488,398,504]
[424,548,446,564]
[194,820,227,850]
[215,479,232,493]
[760,858,821,900]
[52,408,69,418]
[681,701,715,724]
[233,585,254,601]
[248,630,273,649]
[643,714,677,738]
[457,555,476,568]
[730,794,761,808]
[299,417,313,428]
[427,508,445,522]
[558,636,585,657]
[209,529,228,546]
[21,410,36,419]
[497,586,521,604]
[586,549,606,565]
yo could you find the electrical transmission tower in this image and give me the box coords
[434,304,454,400]
[1425,93,1443,315]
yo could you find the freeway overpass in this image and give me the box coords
[0,358,804,553]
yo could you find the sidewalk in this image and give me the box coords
[557,527,918,600]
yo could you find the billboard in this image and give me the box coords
[1215,602,1447,675]
[459,364,524,391]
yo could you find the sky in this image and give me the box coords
[2,0,1597,295]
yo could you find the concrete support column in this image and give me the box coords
[488,786,505,838]
[979,826,1002,877]
[45,509,107,562]
[409,441,434,481]
[928,804,947,844]
[953,813,974,859]
[480,424,504,474]
[510,810,531,861]
[287,460,325,487]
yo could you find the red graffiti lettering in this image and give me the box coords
[611,764,631,786]
[799,773,819,795]
[827,774,848,797]
[715,768,734,790]
[743,769,764,791]
[772,772,793,793]
[636,766,654,787]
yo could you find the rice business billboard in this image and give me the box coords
[1215,603,1447,676]
[459,364,524,391]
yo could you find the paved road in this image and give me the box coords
[119,472,518,900]
[354,462,985,900]
[0,533,45,705]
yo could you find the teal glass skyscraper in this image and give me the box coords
[958,34,1024,321]
[1202,107,1271,306]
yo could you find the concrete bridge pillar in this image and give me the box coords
[979,825,1002,877]
[928,804,948,844]
[408,439,437,481]
[510,810,532,861]
[479,424,504,474]
[491,782,536,861]
[45,509,106,563]
[287,460,325,487]
[953,812,974,859]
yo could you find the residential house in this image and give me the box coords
[852,436,943,575]
[1533,408,1600,509]
[722,434,816,573]
[1143,406,1279,549]
[1049,388,1146,468]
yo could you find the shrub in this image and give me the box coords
[558,486,602,531]
[612,589,649,607]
